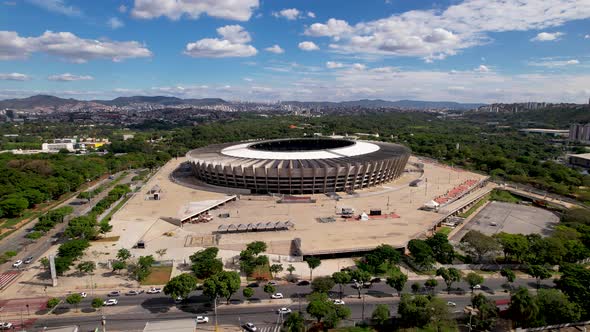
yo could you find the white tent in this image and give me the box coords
[424,200,440,209]
[360,212,369,221]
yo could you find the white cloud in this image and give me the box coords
[184,25,257,58]
[0,30,152,63]
[474,64,491,72]
[352,63,366,71]
[304,0,590,60]
[585,34,590,39]
[326,61,344,69]
[531,31,564,41]
[265,44,284,54]
[273,8,300,20]
[528,58,580,68]
[132,0,259,21]
[0,73,30,81]
[118,4,127,13]
[298,41,319,51]
[26,0,82,17]
[243,77,253,82]
[108,17,125,29]
[48,73,94,81]
[307,11,315,18]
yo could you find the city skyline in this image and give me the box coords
[0,0,589,103]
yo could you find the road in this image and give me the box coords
[0,171,136,274]
[25,277,551,331]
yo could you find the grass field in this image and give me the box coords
[140,266,173,285]
[436,227,452,236]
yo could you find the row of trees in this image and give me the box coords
[407,233,455,269]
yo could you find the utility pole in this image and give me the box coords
[361,292,365,322]
[214,295,218,332]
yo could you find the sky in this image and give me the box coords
[0,0,589,103]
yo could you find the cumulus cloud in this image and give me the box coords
[108,17,124,29]
[0,30,152,63]
[326,61,344,69]
[584,34,590,39]
[265,44,284,54]
[273,8,300,20]
[531,31,564,41]
[26,0,82,17]
[352,63,366,70]
[132,0,259,21]
[474,65,491,72]
[307,11,315,18]
[528,58,580,68]
[298,41,319,51]
[184,25,257,58]
[304,0,590,60]
[0,73,30,81]
[118,4,127,13]
[48,73,94,81]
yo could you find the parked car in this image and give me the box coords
[12,260,22,268]
[267,280,278,286]
[24,256,34,264]
[79,292,87,298]
[175,296,184,303]
[0,322,13,330]
[196,316,209,324]
[243,322,257,331]
[271,293,283,299]
[107,291,121,297]
[297,280,310,286]
[277,308,292,314]
[147,287,162,294]
[333,299,345,305]
[447,301,457,307]
[472,284,482,290]
[126,290,143,296]
[103,299,118,306]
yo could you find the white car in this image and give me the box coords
[447,301,456,307]
[12,260,22,268]
[80,292,87,298]
[0,322,13,330]
[277,308,292,314]
[472,284,482,289]
[333,299,345,305]
[271,293,283,299]
[103,299,118,306]
[267,281,278,286]
[243,322,257,332]
[196,316,209,324]
[147,287,162,294]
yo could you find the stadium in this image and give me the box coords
[186,138,411,194]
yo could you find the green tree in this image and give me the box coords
[164,273,198,300]
[64,215,98,240]
[0,196,29,217]
[111,260,126,274]
[91,298,103,310]
[407,239,435,270]
[535,289,581,327]
[263,284,276,298]
[372,304,390,326]
[464,272,484,293]
[436,267,461,293]
[287,264,295,276]
[424,278,438,294]
[311,276,335,293]
[508,287,539,327]
[246,241,267,255]
[77,261,96,275]
[359,244,401,274]
[98,220,112,234]
[283,311,305,332]
[270,264,283,279]
[202,271,241,304]
[116,248,131,261]
[386,267,408,296]
[190,247,223,279]
[332,271,351,299]
[500,268,516,288]
[398,294,449,328]
[306,292,346,324]
[46,298,60,309]
[555,263,590,319]
[411,282,421,294]
[425,233,455,264]
[349,269,371,299]
[495,232,530,262]
[471,294,499,331]
[305,256,321,281]
[527,265,552,289]
[460,230,500,262]
[242,287,254,301]
[155,248,167,259]
[134,255,155,281]
[66,293,83,312]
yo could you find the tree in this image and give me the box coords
[500,268,516,288]
[98,220,112,234]
[386,267,408,296]
[464,272,484,293]
[398,294,450,328]
[535,289,582,327]
[332,271,351,299]
[190,247,223,279]
[202,271,241,304]
[270,264,283,279]
[359,244,401,274]
[436,267,461,293]
[155,248,167,259]
[311,276,335,293]
[555,263,590,319]
[349,269,371,299]
[305,292,350,326]
[46,298,60,309]
[263,284,276,298]
[407,239,435,270]
[287,264,296,276]
[305,256,321,280]
[111,260,126,274]
[64,215,98,240]
[471,294,499,331]
[426,233,455,263]
[243,287,254,301]
[91,298,103,310]
[66,293,83,312]
[134,255,155,281]
[461,230,500,262]
[527,265,552,289]
[411,282,421,294]
[239,242,269,277]
[164,273,197,300]
[54,256,73,275]
[372,304,390,326]
[283,311,305,332]
[246,241,267,255]
[116,248,131,261]
[0,196,28,217]
[425,278,438,294]
[508,287,539,327]
[495,232,530,262]
[77,261,96,275]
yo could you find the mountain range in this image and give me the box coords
[0,94,484,111]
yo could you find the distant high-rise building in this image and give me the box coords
[569,123,590,143]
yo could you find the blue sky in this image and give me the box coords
[0,0,589,103]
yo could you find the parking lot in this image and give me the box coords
[454,201,559,240]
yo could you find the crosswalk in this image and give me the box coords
[0,271,20,290]
[256,326,281,332]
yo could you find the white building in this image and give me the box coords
[42,142,74,152]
